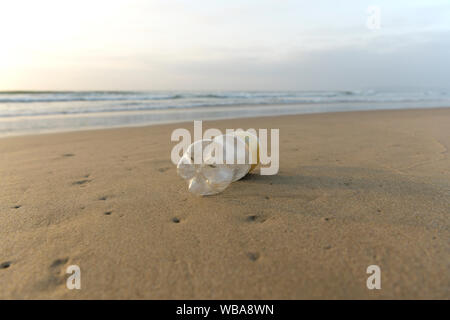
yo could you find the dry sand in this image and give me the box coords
[0,108,449,299]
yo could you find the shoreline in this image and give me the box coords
[1,104,449,139]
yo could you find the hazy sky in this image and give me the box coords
[1,0,449,91]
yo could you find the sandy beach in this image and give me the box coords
[0,107,449,299]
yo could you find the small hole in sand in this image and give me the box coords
[172,217,180,223]
[246,252,260,261]
[12,205,21,209]
[72,179,91,185]
[104,211,112,216]
[50,258,68,268]
[0,261,11,269]
[99,196,108,201]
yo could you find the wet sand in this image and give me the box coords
[0,108,449,299]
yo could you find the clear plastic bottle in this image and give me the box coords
[177,131,258,195]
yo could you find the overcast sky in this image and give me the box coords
[0,0,449,91]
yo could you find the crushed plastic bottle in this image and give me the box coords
[177,131,259,195]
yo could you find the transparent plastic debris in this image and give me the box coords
[177,131,259,195]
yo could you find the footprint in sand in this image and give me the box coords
[33,258,69,291]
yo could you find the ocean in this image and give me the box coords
[0,90,449,137]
